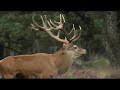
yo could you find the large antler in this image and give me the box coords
[68,24,81,42]
[31,14,69,43]
[31,14,81,43]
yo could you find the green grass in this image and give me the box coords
[66,55,115,78]
[58,55,120,79]
[77,55,111,69]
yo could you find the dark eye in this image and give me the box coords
[74,47,77,49]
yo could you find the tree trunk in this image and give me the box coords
[104,11,120,68]
[0,44,3,60]
[32,39,40,53]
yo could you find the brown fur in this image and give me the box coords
[0,43,86,79]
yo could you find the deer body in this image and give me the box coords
[0,46,86,79]
[0,14,87,79]
[0,53,58,78]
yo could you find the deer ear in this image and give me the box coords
[63,42,69,49]
[68,42,74,48]
[63,43,67,48]
[63,43,66,47]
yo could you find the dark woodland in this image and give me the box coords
[0,11,120,78]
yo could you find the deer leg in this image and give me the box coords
[39,70,58,79]
[2,73,14,79]
[15,73,27,79]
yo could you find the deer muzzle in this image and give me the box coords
[79,48,87,55]
[83,49,87,55]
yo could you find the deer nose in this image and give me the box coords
[83,49,87,54]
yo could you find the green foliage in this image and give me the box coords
[89,57,110,68]
[0,11,63,54]
[78,55,111,69]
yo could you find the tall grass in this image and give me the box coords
[59,55,120,79]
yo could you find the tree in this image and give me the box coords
[104,11,120,68]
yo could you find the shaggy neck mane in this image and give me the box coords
[52,48,74,74]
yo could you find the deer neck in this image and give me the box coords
[52,49,74,74]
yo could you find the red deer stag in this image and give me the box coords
[0,14,87,79]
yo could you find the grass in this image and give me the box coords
[61,55,120,79]
[79,55,111,68]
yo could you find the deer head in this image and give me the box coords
[31,14,87,59]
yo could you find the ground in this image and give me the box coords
[56,59,120,79]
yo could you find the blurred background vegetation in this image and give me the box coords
[0,11,120,78]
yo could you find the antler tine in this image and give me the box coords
[60,14,62,23]
[49,19,58,27]
[47,20,53,30]
[57,30,60,37]
[71,25,82,42]
[31,23,39,31]
[40,15,48,28]
[62,14,65,23]
[79,26,81,30]
[68,24,75,35]
[32,15,45,31]
[64,37,67,41]
[48,14,62,27]
[70,24,78,41]
[54,14,65,24]
[45,14,66,31]
[44,15,48,27]
[72,33,80,42]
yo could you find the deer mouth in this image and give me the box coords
[74,51,87,58]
